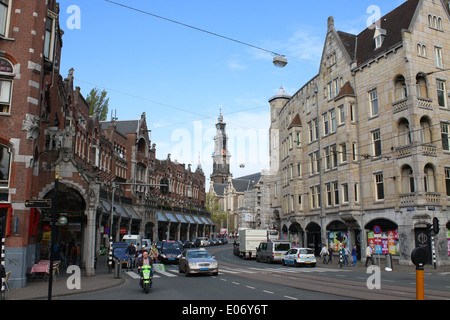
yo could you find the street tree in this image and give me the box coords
[86,88,109,121]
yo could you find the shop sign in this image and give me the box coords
[68,223,81,232]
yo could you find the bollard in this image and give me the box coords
[385,253,393,271]
[411,247,428,300]
[114,258,122,279]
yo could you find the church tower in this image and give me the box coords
[211,110,231,184]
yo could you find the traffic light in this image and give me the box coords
[160,178,169,195]
[433,217,440,235]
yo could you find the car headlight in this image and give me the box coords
[177,254,182,259]
[160,254,167,258]
[210,261,218,268]
[189,262,198,268]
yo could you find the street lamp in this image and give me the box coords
[273,55,288,68]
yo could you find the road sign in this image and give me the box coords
[25,199,52,209]
[374,225,381,234]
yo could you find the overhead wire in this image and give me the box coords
[103,0,285,57]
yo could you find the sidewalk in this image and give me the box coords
[4,255,125,300]
[316,256,450,274]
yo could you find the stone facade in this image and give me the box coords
[269,0,450,265]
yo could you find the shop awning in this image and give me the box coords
[124,206,141,221]
[165,212,179,223]
[99,200,119,217]
[184,215,196,224]
[157,211,168,222]
[192,216,203,224]
[113,204,129,219]
[175,214,188,223]
[199,216,210,225]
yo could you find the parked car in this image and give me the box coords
[281,248,316,267]
[211,238,220,246]
[178,248,218,276]
[256,241,291,264]
[218,238,228,245]
[158,240,182,264]
[182,240,193,248]
[112,242,130,267]
[196,237,210,247]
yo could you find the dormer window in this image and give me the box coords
[373,27,386,49]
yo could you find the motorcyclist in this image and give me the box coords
[136,250,155,281]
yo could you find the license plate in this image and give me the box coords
[275,253,281,256]
[168,258,175,260]
[199,267,209,271]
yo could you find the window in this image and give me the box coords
[428,14,444,31]
[91,146,100,167]
[323,112,329,135]
[374,172,384,200]
[442,122,450,151]
[416,74,428,98]
[333,181,339,205]
[437,80,447,108]
[340,143,347,163]
[330,109,336,132]
[369,89,379,116]
[310,185,321,209]
[417,44,427,57]
[0,144,11,188]
[435,46,443,68]
[326,183,332,206]
[395,76,408,101]
[338,105,345,125]
[350,103,355,122]
[354,183,359,202]
[0,58,13,114]
[0,0,11,37]
[44,15,56,60]
[372,130,382,157]
[352,143,358,161]
[342,183,349,203]
[445,168,450,197]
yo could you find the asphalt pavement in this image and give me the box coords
[4,247,450,300]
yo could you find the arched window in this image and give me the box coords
[401,165,415,193]
[394,75,408,101]
[420,117,432,144]
[416,74,429,98]
[398,118,411,146]
[424,164,436,192]
[0,58,14,113]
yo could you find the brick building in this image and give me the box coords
[0,0,211,289]
[269,0,450,265]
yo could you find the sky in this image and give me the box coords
[58,0,407,190]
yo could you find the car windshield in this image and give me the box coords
[274,243,290,251]
[163,242,180,250]
[187,251,211,259]
[298,249,314,255]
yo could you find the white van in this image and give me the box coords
[122,235,142,247]
[256,241,291,263]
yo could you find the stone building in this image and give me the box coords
[0,0,211,289]
[269,0,450,265]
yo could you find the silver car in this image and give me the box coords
[178,248,219,276]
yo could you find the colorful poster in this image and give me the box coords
[447,229,450,256]
[381,231,389,254]
[388,230,399,255]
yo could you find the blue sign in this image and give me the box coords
[374,225,381,234]
[104,226,110,235]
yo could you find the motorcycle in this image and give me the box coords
[139,265,152,293]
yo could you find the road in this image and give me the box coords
[59,243,450,301]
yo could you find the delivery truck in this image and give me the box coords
[238,229,268,259]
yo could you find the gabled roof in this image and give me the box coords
[100,120,139,136]
[337,0,421,67]
[334,81,355,101]
[288,114,302,128]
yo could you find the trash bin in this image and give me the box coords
[385,253,393,271]
[114,258,122,279]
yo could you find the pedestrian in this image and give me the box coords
[351,245,357,267]
[327,246,333,264]
[343,245,349,267]
[365,244,375,267]
[150,244,158,262]
[64,242,70,268]
[126,243,136,269]
[58,241,65,266]
[71,242,80,266]
[320,245,328,264]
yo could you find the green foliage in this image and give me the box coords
[86,88,109,121]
